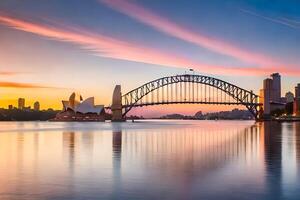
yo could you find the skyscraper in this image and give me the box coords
[260,78,273,114]
[18,98,25,110]
[271,73,281,102]
[260,73,282,115]
[295,84,300,98]
[294,84,300,116]
[34,101,40,111]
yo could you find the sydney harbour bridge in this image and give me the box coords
[108,73,263,120]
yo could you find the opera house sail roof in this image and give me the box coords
[61,93,104,115]
[52,92,106,121]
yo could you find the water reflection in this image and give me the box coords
[63,132,76,171]
[0,121,300,199]
[260,122,282,199]
[112,127,122,200]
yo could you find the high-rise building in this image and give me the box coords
[271,73,281,102]
[285,92,294,103]
[260,73,283,115]
[294,84,300,116]
[8,105,13,110]
[260,78,273,114]
[295,84,300,98]
[18,98,25,110]
[34,101,40,111]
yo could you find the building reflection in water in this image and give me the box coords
[1,121,300,199]
[81,132,94,157]
[112,123,123,199]
[109,122,299,199]
[112,131,122,158]
[63,132,76,172]
[260,122,282,199]
[63,131,95,171]
[295,122,300,162]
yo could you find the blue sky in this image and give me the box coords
[0,0,299,114]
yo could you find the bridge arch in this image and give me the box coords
[120,74,262,119]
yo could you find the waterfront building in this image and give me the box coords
[280,97,287,104]
[18,98,25,110]
[295,84,300,98]
[23,106,31,111]
[294,101,300,117]
[260,73,283,115]
[260,78,273,114]
[34,101,40,111]
[271,73,281,102]
[285,92,294,103]
[53,92,105,121]
[294,84,300,116]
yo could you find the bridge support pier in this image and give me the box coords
[111,85,124,121]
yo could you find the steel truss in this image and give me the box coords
[121,74,262,119]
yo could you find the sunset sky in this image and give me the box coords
[0,0,299,116]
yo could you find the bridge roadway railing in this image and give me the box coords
[122,101,260,108]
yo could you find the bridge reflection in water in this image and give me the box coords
[0,121,300,199]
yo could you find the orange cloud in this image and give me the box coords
[0,14,298,76]
[0,81,61,89]
[0,71,23,76]
[99,0,279,66]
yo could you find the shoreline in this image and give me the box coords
[0,118,299,122]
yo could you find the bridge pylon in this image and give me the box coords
[111,85,124,121]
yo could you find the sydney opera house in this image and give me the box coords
[53,93,105,121]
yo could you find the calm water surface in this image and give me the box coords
[0,120,300,200]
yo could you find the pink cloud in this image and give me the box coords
[0,14,298,76]
[99,0,280,66]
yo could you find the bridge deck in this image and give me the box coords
[105,101,262,109]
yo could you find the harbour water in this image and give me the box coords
[0,120,300,200]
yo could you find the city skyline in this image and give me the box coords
[0,0,299,116]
